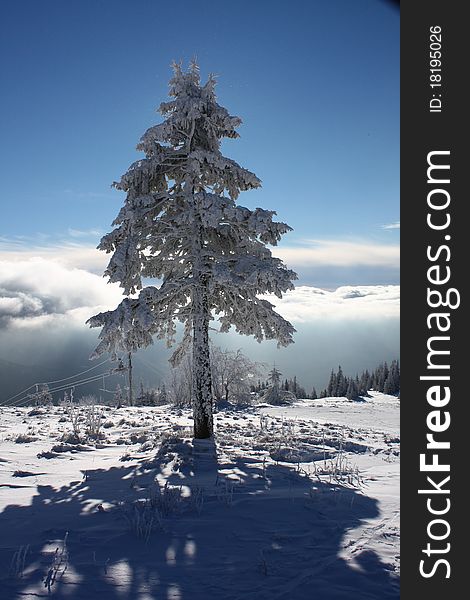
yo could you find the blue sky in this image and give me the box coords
[0,1,399,395]
[0,0,399,281]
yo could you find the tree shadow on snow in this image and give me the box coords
[0,437,399,600]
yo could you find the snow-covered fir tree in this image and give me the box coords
[384,359,400,395]
[262,366,297,405]
[113,384,123,408]
[87,62,297,438]
[263,367,282,405]
[137,382,146,404]
[346,377,359,401]
[269,367,282,386]
[28,383,52,407]
[159,383,167,405]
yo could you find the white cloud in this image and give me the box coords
[0,232,400,331]
[0,255,399,333]
[274,239,399,268]
[0,257,123,329]
[67,228,103,238]
[0,236,400,279]
[262,285,400,323]
[0,293,43,317]
[0,243,108,274]
[381,221,400,230]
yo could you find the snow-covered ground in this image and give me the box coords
[0,393,399,599]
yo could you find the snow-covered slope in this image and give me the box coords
[0,394,399,599]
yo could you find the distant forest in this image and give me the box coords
[251,360,400,401]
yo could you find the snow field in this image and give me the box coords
[0,393,399,599]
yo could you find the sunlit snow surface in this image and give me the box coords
[0,393,399,599]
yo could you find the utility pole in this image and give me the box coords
[127,351,133,406]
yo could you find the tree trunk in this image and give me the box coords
[192,276,213,439]
[190,188,213,439]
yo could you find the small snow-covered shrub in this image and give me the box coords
[27,408,44,417]
[140,440,155,452]
[129,432,149,445]
[43,532,69,593]
[149,482,183,516]
[215,478,235,506]
[187,486,204,515]
[58,431,84,445]
[14,433,38,444]
[311,447,363,487]
[259,415,269,432]
[13,470,36,478]
[121,481,184,541]
[37,450,57,459]
[50,442,91,453]
[62,400,81,438]
[10,544,29,579]
[121,500,162,542]
[83,402,104,439]
[170,424,193,437]
[115,437,130,445]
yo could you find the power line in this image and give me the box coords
[42,358,110,385]
[0,353,170,408]
[1,371,116,407]
[47,373,114,396]
[135,355,166,378]
[0,383,37,403]
[1,359,110,406]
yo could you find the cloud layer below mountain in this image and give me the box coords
[0,258,399,331]
[0,257,399,399]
